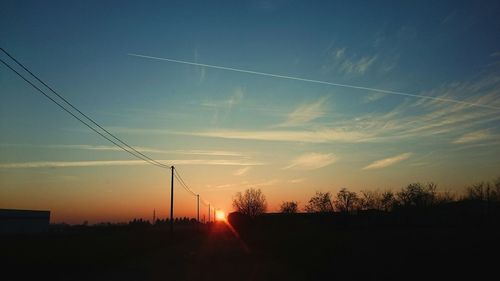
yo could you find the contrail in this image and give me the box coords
[128,53,499,110]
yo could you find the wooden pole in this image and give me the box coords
[170,166,174,232]
[197,195,200,222]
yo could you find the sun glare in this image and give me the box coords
[215,210,226,221]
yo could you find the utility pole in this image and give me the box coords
[208,204,210,223]
[170,166,174,232]
[153,208,156,225]
[214,208,216,222]
[197,194,200,222]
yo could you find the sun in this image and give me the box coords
[215,210,226,221]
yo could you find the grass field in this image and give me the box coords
[2,217,499,280]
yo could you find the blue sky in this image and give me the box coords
[1,0,499,223]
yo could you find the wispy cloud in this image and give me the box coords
[201,88,244,124]
[110,72,500,146]
[362,92,387,103]
[333,75,500,142]
[233,166,252,176]
[324,43,398,75]
[334,48,346,59]
[277,96,328,127]
[0,159,264,169]
[0,143,136,152]
[453,130,493,144]
[380,54,400,73]
[107,71,500,148]
[289,178,306,184]
[181,128,371,143]
[339,55,378,75]
[0,160,150,169]
[0,144,245,157]
[322,47,378,75]
[284,153,337,170]
[210,183,236,190]
[55,144,166,154]
[363,153,412,170]
[130,53,497,109]
[206,178,281,191]
[171,149,245,157]
[253,179,281,187]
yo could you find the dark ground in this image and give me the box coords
[1,218,499,280]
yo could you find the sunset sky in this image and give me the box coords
[1,1,499,223]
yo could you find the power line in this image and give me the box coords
[174,169,197,196]
[1,47,171,170]
[173,173,193,195]
[199,199,210,207]
[173,172,196,196]
[0,58,167,170]
[1,48,219,217]
[173,169,216,210]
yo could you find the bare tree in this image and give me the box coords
[461,178,500,223]
[305,191,334,213]
[233,188,267,217]
[280,201,298,214]
[334,188,359,213]
[359,190,382,210]
[397,182,437,208]
[435,190,456,205]
[494,177,500,201]
[380,190,396,211]
[464,182,498,202]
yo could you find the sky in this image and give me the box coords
[1,0,499,223]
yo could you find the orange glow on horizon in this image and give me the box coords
[215,210,226,221]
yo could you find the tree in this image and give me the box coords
[358,189,397,211]
[464,182,499,202]
[465,183,484,201]
[359,190,382,210]
[435,190,456,205]
[280,201,298,213]
[305,191,334,213]
[233,188,267,217]
[334,188,359,213]
[396,182,437,208]
[380,190,396,211]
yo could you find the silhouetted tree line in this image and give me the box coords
[49,217,200,232]
[121,217,199,227]
[149,217,198,226]
[231,178,500,228]
[294,178,500,214]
